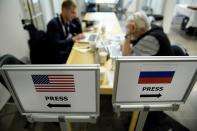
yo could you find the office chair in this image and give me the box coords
[87,4,97,12]
[86,0,97,12]
[181,16,189,31]
[181,16,197,36]
[22,20,53,64]
[114,0,133,19]
[171,45,189,56]
[0,54,23,65]
[0,54,24,87]
[0,54,33,129]
[0,82,11,111]
[0,54,22,113]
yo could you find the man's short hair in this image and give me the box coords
[62,0,76,10]
[127,12,150,31]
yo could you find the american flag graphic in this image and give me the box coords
[31,75,75,92]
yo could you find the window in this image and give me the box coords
[20,0,45,30]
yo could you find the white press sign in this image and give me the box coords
[2,65,99,116]
[112,57,197,105]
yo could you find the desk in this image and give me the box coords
[67,12,138,131]
[86,0,119,11]
[173,4,197,28]
[67,13,122,94]
[87,0,119,4]
[83,12,122,36]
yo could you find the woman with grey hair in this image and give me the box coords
[122,12,173,56]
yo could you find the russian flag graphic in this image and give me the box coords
[138,71,175,84]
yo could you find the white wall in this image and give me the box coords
[178,0,197,4]
[76,0,86,20]
[135,0,144,11]
[52,0,62,15]
[163,0,176,34]
[0,0,29,60]
[137,0,165,14]
[124,0,142,12]
[40,0,54,26]
[51,0,84,20]
[150,0,165,15]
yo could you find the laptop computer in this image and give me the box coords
[78,32,98,43]
[107,45,122,57]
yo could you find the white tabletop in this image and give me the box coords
[86,0,119,4]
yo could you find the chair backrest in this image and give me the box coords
[171,45,189,56]
[0,55,24,110]
[0,82,10,111]
[24,23,52,64]
[86,3,97,12]
[0,54,24,87]
[181,16,189,30]
[0,55,24,66]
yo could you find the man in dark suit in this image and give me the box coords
[47,0,84,64]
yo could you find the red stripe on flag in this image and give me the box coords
[35,90,75,92]
[49,78,74,80]
[49,82,75,84]
[50,79,74,82]
[138,77,173,84]
[35,88,75,89]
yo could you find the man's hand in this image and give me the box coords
[126,21,136,35]
[72,33,85,42]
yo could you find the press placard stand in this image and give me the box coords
[113,104,180,131]
[111,57,197,131]
[59,116,71,131]
[26,114,97,131]
[2,65,100,131]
